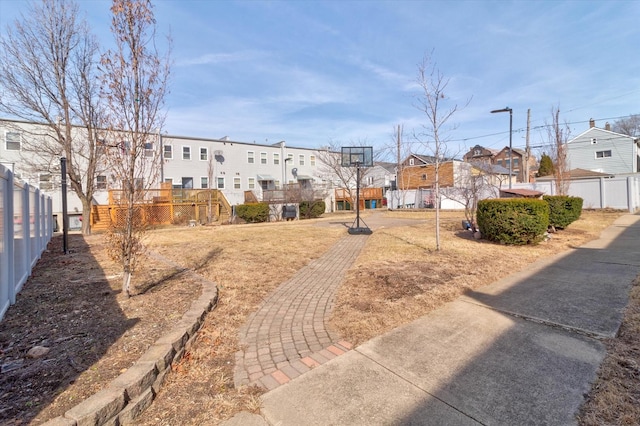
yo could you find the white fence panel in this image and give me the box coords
[387,173,640,214]
[0,164,53,322]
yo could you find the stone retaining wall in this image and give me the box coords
[43,280,218,426]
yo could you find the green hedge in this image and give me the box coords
[236,203,269,223]
[477,198,550,245]
[543,195,583,229]
[299,200,325,219]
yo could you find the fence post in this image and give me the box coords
[7,171,16,305]
[599,177,605,209]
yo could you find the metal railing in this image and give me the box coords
[1,164,53,322]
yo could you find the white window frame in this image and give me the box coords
[310,155,316,166]
[299,154,305,166]
[261,152,267,165]
[234,177,241,189]
[217,177,225,189]
[273,153,280,165]
[595,150,612,159]
[144,142,154,157]
[6,132,21,151]
[200,147,208,161]
[247,151,255,164]
[248,177,255,189]
[409,158,415,166]
[163,145,173,159]
[287,153,294,163]
[182,146,191,160]
[201,177,209,189]
[96,175,107,190]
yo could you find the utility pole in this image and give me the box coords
[525,109,531,183]
[396,124,402,189]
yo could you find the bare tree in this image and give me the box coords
[100,0,170,297]
[448,162,500,231]
[0,0,104,235]
[612,114,640,137]
[414,53,468,251]
[547,107,570,195]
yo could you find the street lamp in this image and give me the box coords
[491,107,513,189]
[283,157,292,186]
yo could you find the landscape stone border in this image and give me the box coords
[42,273,218,426]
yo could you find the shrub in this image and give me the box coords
[236,203,269,223]
[477,198,550,245]
[543,195,583,229]
[299,200,326,219]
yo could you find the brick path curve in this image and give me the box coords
[234,234,369,390]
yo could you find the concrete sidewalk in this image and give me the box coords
[253,214,640,425]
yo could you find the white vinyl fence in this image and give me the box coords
[1,164,53,322]
[387,174,640,213]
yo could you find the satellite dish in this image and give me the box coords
[291,168,298,175]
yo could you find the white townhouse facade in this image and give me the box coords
[159,135,331,206]
[0,118,338,229]
[566,119,640,175]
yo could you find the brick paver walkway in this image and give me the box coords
[234,234,369,390]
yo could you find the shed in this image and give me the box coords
[499,188,544,199]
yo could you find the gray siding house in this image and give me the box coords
[566,120,640,174]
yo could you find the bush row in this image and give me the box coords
[236,201,326,223]
[477,195,582,245]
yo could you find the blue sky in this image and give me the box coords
[1,0,639,159]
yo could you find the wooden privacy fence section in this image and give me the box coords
[91,184,232,231]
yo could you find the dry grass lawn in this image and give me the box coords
[2,209,637,425]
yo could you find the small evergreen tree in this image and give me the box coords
[538,153,554,176]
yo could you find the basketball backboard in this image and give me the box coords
[341,146,373,167]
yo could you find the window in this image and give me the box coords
[39,173,53,191]
[200,147,208,161]
[513,158,519,167]
[201,177,208,189]
[6,132,21,150]
[474,149,481,155]
[217,177,225,189]
[409,158,414,166]
[299,154,305,166]
[247,151,255,164]
[248,177,255,189]
[96,175,107,190]
[596,150,612,158]
[182,146,191,160]
[497,159,503,166]
[275,179,281,189]
[421,174,427,180]
[144,142,154,157]
[261,152,267,164]
[163,145,173,159]
[234,177,241,189]
[591,138,598,144]
[273,153,280,165]
[310,155,316,166]
[287,153,294,164]
[182,177,193,189]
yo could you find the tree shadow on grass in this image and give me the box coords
[0,234,135,424]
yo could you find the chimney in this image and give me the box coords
[605,122,611,131]
[589,118,595,128]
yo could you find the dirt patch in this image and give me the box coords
[0,234,201,425]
